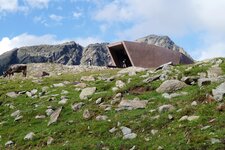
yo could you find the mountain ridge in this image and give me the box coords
[0,35,193,75]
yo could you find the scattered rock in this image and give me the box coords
[158,104,175,113]
[95,98,102,104]
[6,92,19,98]
[191,101,198,106]
[118,100,148,110]
[179,115,199,121]
[201,125,211,130]
[156,80,187,93]
[109,127,117,133]
[112,87,119,92]
[48,107,62,126]
[198,78,211,87]
[162,92,188,99]
[79,87,96,100]
[14,115,23,121]
[35,115,46,119]
[46,109,54,116]
[168,114,174,120]
[151,129,158,135]
[5,140,14,147]
[116,80,126,89]
[211,138,221,144]
[123,133,137,140]
[120,126,137,139]
[47,137,54,145]
[53,83,65,87]
[155,62,173,71]
[212,82,225,101]
[11,110,21,117]
[187,116,199,121]
[181,76,199,85]
[24,132,35,140]
[96,115,108,121]
[80,76,95,82]
[61,90,69,95]
[83,109,91,119]
[71,102,84,111]
[75,82,87,88]
[207,66,223,78]
[58,96,68,105]
[143,75,161,83]
[118,67,146,75]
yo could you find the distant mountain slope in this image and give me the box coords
[0,34,193,75]
[136,35,193,60]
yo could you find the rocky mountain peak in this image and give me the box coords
[136,34,193,60]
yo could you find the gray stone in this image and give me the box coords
[120,126,132,135]
[109,127,117,133]
[198,78,211,87]
[42,86,49,92]
[71,102,84,111]
[80,76,95,82]
[158,104,175,113]
[116,80,126,89]
[118,100,148,110]
[181,76,199,85]
[156,80,187,93]
[6,92,19,98]
[143,75,161,83]
[53,83,65,87]
[14,115,23,121]
[123,133,137,139]
[212,82,225,101]
[47,137,54,145]
[207,66,223,78]
[11,110,21,117]
[31,89,38,95]
[83,109,91,119]
[211,138,221,144]
[179,115,199,121]
[151,129,158,135]
[96,115,108,121]
[75,82,87,88]
[58,97,68,105]
[46,109,54,116]
[5,140,14,147]
[162,92,188,99]
[95,98,102,104]
[48,107,62,126]
[35,115,46,119]
[79,87,96,100]
[155,62,173,71]
[61,90,69,95]
[118,67,146,75]
[24,132,35,140]
[191,101,197,106]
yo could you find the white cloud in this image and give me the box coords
[0,0,19,12]
[49,14,63,22]
[25,0,50,9]
[73,11,82,18]
[94,0,225,60]
[0,33,102,55]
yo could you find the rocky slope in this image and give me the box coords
[136,35,193,60]
[0,35,193,75]
[0,58,225,149]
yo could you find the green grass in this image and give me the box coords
[1,61,225,149]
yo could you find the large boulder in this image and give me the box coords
[212,82,225,101]
[156,80,187,93]
[79,87,96,100]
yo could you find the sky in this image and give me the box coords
[0,0,225,60]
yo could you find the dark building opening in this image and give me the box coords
[108,43,132,68]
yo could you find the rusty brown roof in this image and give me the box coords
[107,41,193,68]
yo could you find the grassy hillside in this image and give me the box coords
[1,58,225,149]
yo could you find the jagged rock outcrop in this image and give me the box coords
[136,35,193,60]
[80,43,111,66]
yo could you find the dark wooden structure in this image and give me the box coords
[107,41,193,68]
